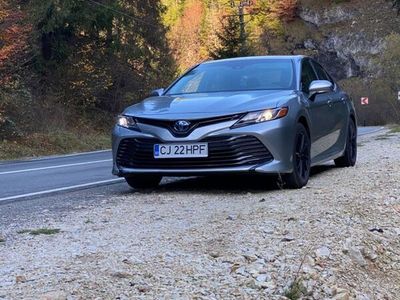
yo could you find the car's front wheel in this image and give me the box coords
[283,123,311,189]
[334,119,357,167]
[124,175,162,189]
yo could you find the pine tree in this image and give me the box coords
[211,14,250,59]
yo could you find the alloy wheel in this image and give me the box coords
[349,121,357,163]
[295,131,311,182]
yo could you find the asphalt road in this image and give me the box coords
[0,150,121,203]
[0,126,384,203]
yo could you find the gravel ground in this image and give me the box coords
[0,130,399,300]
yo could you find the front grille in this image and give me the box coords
[135,114,243,137]
[116,135,273,169]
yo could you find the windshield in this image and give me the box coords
[166,59,295,95]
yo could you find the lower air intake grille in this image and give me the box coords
[116,135,273,169]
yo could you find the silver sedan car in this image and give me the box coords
[112,56,357,189]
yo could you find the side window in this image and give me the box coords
[325,71,335,86]
[312,62,329,81]
[313,61,336,87]
[301,60,318,93]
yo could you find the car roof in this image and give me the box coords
[202,55,306,65]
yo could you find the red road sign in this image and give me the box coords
[361,97,369,105]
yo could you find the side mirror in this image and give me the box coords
[149,88,165,97]
[309,80,333,99]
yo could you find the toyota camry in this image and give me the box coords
[112,56,357,189]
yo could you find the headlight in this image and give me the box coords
[232,107,288,128]
[117,115,138,129]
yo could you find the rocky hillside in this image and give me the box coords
[290,0,397,79]
[291,0,400,124]
[164,0,400,124]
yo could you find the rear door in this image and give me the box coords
[301,59,333,161]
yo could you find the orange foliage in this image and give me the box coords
[0,3,31,82]
[246,0,298,22]
[271,0,298,22]
[169,1,205,71]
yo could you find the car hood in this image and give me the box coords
[123,90,296,120]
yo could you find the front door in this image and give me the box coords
[311,61,348,155]
[301,59,334,161]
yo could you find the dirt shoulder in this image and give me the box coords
[0,130,110,161]
[0,130,399,300]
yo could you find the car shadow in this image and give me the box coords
[119,163,337,195]
[160,175,280,194]
[310,164,336,177]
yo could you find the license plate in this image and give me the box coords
[154,143,208,159]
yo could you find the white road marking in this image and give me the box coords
[0,149,112,165]
[23,149,112,161]
[0,159,112,175]
[0,178,124,202]
[358,126,385,136]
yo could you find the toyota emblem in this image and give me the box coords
[174,120,191,132]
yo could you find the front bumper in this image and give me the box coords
[112,117,295,176]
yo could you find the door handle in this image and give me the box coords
[327,99,333,107]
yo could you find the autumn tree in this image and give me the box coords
[271,0,298,22]
[29,0,176,113]
[1,0,177,141]
[168,1,206,72]
[0,0,32,140]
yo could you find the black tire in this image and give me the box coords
[334,119,357,167]
[124,174,162,189]
[283,123,311,189]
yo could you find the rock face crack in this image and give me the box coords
[295,4,394,80]
[299,6,357,27]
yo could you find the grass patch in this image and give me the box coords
[17,228,61,235]
[284,279,307,300]
[0,130,110,161]
[389,124,400,134]
[375,136,389,140]
[375,134,396,141]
